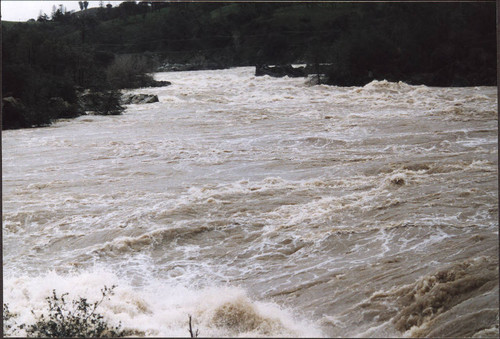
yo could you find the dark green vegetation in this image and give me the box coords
[2,286,135,337]
[3,285,200,337]
[2,1,496,129]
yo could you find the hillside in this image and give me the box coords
[2,2,497,129]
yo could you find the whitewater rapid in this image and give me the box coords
[3,67,498,337]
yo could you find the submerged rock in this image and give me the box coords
[255,64,307,78]
[305,74,329,86]
[142,79,171,88]
[158,63,226,72]
[121,93,159,105]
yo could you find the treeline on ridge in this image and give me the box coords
[2,1,496,129]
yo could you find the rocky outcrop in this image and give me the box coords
[158,63,227,72]
[2,96,24,110]
[121,93,159,105]
[78,89,158,111]
[2,96,29,129]
[3,95,84,129]
[304,74,329,86]
[142,78,171,88]
[324,64,497,87]
[77,89,124,115]
[304,63,333,75]
[255,64,307,78]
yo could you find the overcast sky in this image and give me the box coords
[1,1,123,22]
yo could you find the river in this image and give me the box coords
[3,67,498,337]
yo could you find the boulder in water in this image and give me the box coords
[77,89,124,115]
[142,79,172,88]
[255,64,307,78]
[305,74,329,86]
[121,93,159,105]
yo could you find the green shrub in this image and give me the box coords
[3,285,130,338]
[79,89,124,115]
[106,54,156,89]
[3,303,21,336]
[92,90,124,116]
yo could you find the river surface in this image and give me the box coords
[3,67,498,337]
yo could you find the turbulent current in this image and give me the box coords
[3,67,498,337]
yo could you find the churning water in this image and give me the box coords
[3,67,498,337]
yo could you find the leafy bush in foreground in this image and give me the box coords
[3,303,20,336]
[3,285,129,337]
[3,286,200,337]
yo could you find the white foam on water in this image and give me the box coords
[3,67,498,337]
[4,269,324,338]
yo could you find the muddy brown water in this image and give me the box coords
[3,67,498,337]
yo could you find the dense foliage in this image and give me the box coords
[2,1,496,129]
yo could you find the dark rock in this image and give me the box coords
[158,63,227,72]
[325,67,497,88]
[153,80,172,87]
[121,93,159,105]
[325,73,372,87]
[2,96,23,108]
[255,64,307,78]
[77,89,123,115]
[405,73,435,86]
[304,63,333,75]
[159,63,197,72]
[305,74,329,86]
[2,96,29,129]
[142,78,172,88]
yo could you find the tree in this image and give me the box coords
[37,11,49,22]
[51,8,64,22]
